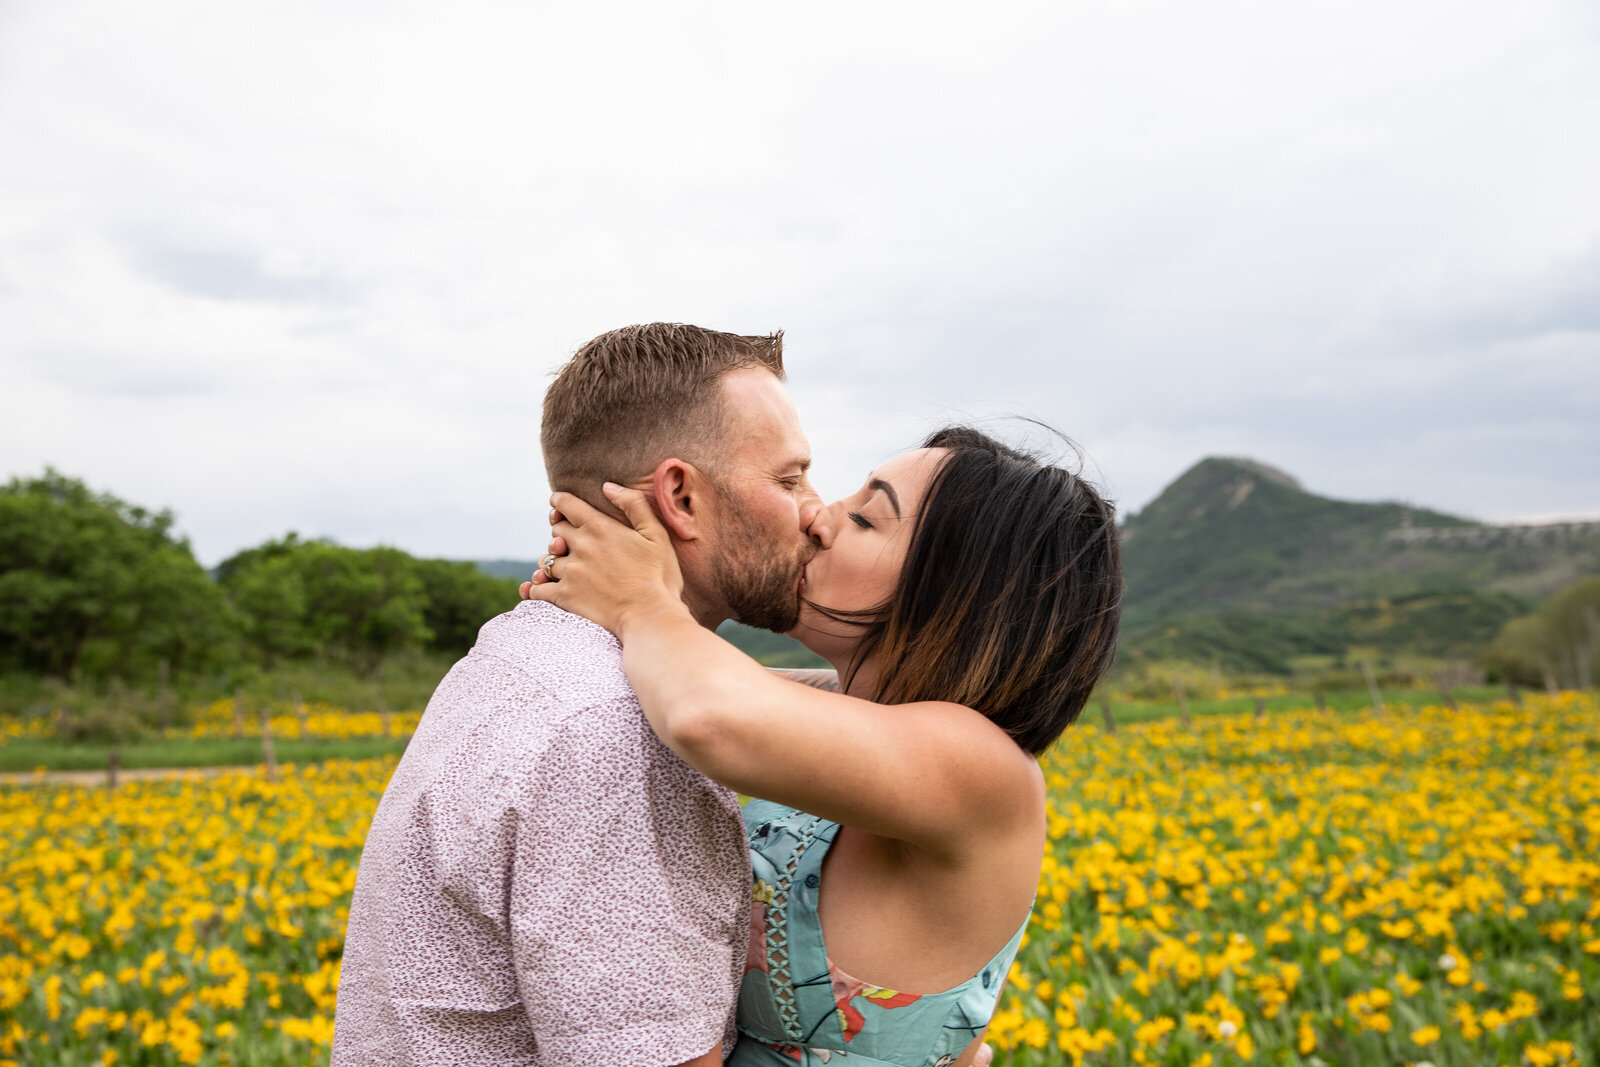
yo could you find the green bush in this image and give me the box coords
[0,470,233,683]
[1483,576,1600,688]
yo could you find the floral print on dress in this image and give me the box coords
[828,961,922,1043]
[731,799,1029,1067]
[748,879,775,975]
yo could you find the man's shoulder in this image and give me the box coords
[444,602,673,770]
[402,602,642,777]
[468,601,631,699]
[473,598,620,654]
[381,606,667,831]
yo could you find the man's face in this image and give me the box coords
[703,368,820,633]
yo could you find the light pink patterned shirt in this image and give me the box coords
[333,601,750,1067]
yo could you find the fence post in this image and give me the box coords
[294,691,308,738]
[1584,608,1600,691]
[1100,698,1116,735]
[157,658,171,731]
[232,692,246,740]
[1539,657,1560,696]
[107,750,119,793]
[1434,674,1457,710]
[1314,690,1328,715]
[261,708,278,783]
[1506,677,1521,707]
[1172,676,1192,728]
[1361,663,1386,715]
[1253,697,1266,722]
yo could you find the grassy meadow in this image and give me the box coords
[1,691,1595,1065]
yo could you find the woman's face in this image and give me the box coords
[789,447,946,663]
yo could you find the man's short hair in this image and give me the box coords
[541,323,785,500]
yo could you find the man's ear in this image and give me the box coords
[649,457,707,542]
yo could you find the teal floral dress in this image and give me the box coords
[731,800,1028,1066]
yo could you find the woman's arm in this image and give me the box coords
[526,487,1042,858]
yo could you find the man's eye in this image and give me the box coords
[848,512,873,530]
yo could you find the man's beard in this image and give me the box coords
[713,499,809,634]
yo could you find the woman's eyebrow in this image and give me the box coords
[867,477,900,519]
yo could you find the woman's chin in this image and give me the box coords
[787,615,852,671]
[785,619,822,653]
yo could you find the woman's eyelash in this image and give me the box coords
[848,511,873,530]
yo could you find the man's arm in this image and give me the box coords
[768,668,840,692]
[677,1045,724,1067]
[510,704,748,1067]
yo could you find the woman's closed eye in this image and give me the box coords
[848,511,873,530]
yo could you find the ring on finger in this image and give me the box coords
[540,553,559,581]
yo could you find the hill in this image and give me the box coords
[475,559,542,580]
[1117,457,1600,672]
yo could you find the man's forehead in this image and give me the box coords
[719,366,790,408]
[720,368,809,458]
[760,437,811,473]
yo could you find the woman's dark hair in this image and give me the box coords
[811,425,1122,755]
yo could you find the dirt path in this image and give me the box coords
[0,765,262,787]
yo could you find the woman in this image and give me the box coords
[526,426,1121,1067]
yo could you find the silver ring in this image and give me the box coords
[540,553,559,581]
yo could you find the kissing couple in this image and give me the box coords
[332,323,1123,1066]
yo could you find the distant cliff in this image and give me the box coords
[1116,457,1600,672]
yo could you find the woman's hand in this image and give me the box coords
[522,483,688,639]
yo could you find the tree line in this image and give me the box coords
[4,468,1594,697]
[0,470,521,685]
[1484,576,1600,691]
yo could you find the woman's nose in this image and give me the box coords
[798,484,824,535]
[807,500,840,549]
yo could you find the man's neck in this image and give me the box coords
[680,586,727,632]
[667,533,727,632]
[688,607,725,631]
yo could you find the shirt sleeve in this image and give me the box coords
[510,699,750,1067]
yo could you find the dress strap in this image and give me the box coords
[758,812,825,1036]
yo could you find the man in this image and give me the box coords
[333,324,821,1066]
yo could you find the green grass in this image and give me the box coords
[0,735,409,773]
[1090,683,1518,727]
[5,685,1537,773]
[1,654,458,721]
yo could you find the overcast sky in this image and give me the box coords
[3,0,1597,565]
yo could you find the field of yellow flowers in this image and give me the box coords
[992,691,1599,1066]
[1,758,382,1065]
[0,698,420,753]
[1,693,1596,1065]
[180,699,422,743]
